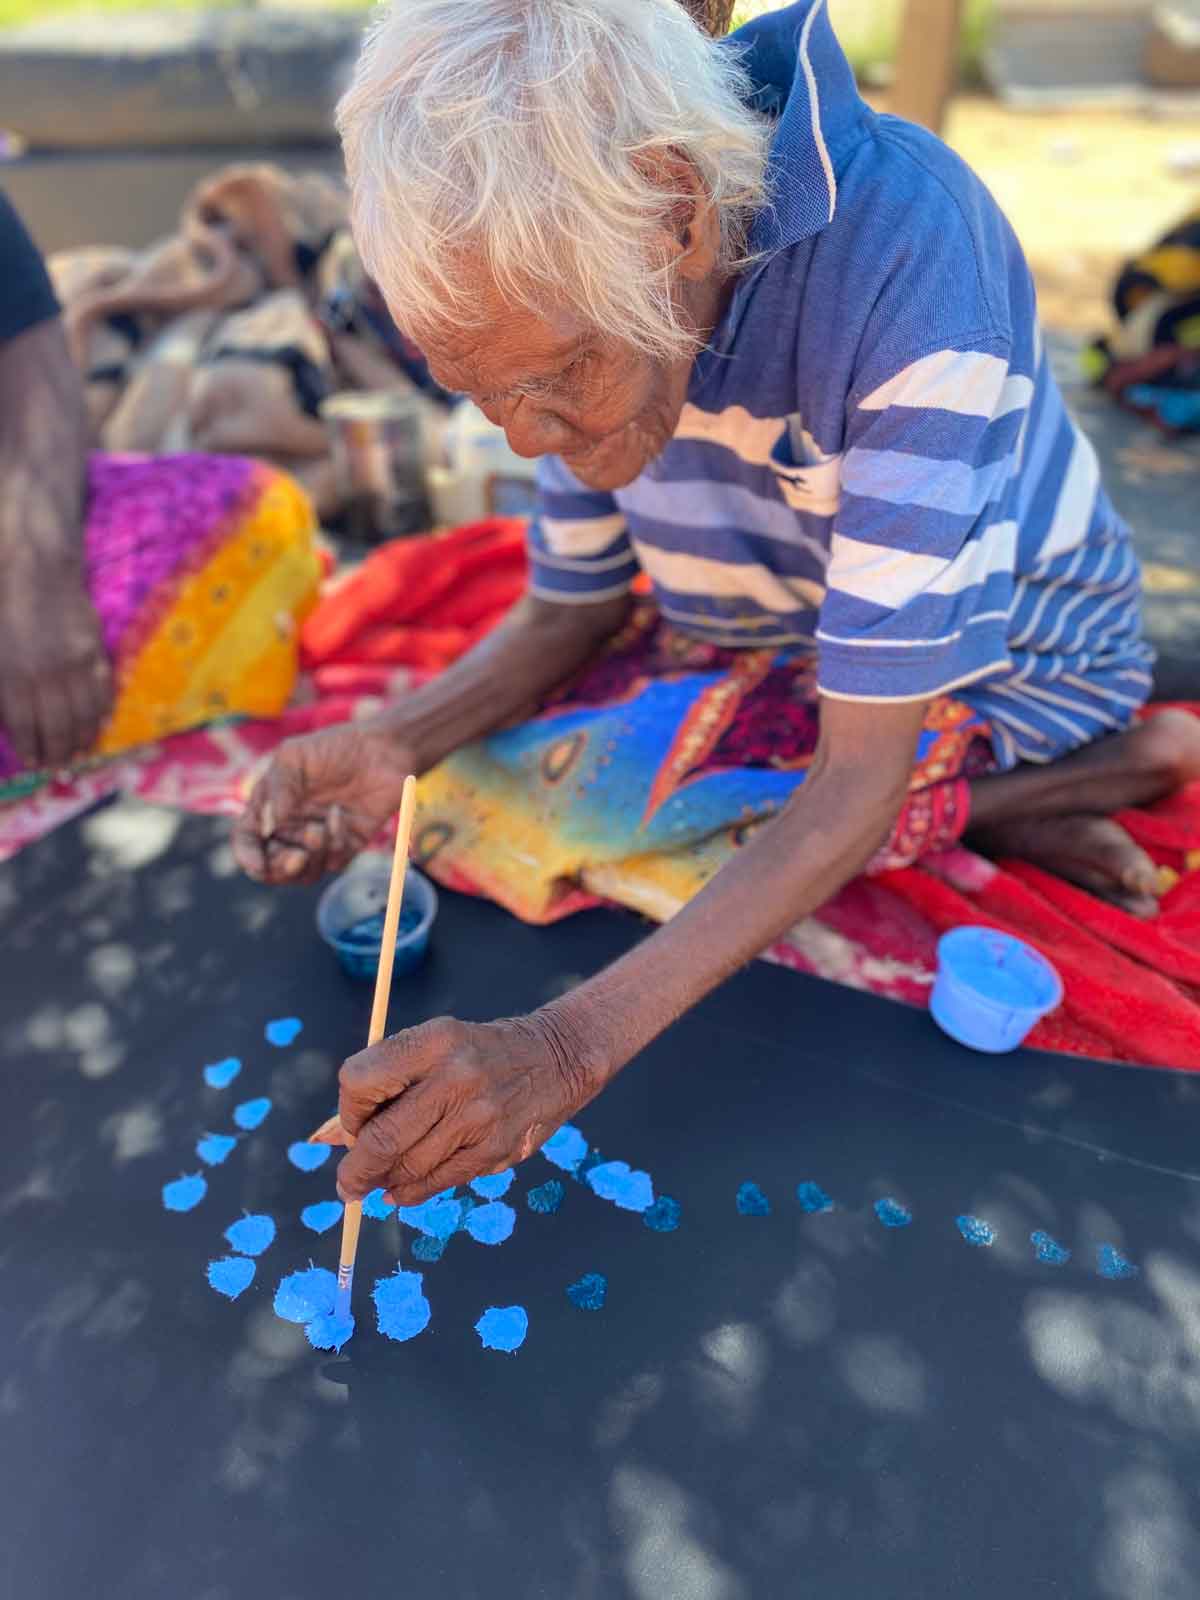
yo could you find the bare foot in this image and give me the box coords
[968,813,1161,914]
[967,710,1200,915]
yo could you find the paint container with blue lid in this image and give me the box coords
[317,856,438,981]
[930,926,1062,1054]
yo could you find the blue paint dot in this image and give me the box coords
[206,1256,256,1299]
[586,1160,654,1213]
[956,1215,995,1247]
[306,1310,355,1351]
[1097,1244,1139,1280]
[567,1272,608,1311]
[362,1187,396,1221]
[796,1181,833,1214]
[162,1173,207,1213]
[196,1132,237,1167]
[224,1214,276,1257]
[470,1168,515,1200]
[301,1200,344,1235]
[203,1057,242,1089]
[874,1197,913,1228]
[736,1181,771,1216]
[526,1179,566,1215]
[373,1269,432,1342]
[233,1097,272,1131]
[465,1201,516,1245]
[541,1124,588,1172]
[287,1141,331,1173]
[643,1195,681,1232]
[265,1017,303,1048]
[1031,1230,1071,1265]
[274,1266,336,1323]
[475,1305,528,1353]
[398,1195,463,1240]
[411,1233,446,1262]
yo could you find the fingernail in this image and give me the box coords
[279,848,307,877]
[260,801,275,838]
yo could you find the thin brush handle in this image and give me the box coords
[334,775,418,1318]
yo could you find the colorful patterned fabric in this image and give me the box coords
[0,452,321,799]
[1086,206,1200,433]
[412,604,995,925]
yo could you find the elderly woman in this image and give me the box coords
[235,0,1199,1200]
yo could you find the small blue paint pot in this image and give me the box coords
[930,926,1062,1054]
[317,858,438,982]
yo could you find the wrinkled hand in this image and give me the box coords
[318,1012,596,1205]
[232,722,414,884]
[0,546,113,770]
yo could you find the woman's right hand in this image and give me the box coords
[232,723,416,884]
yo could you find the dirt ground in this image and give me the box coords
[928,94,1199,335]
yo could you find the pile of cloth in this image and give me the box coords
[1086,205,1200,433]
[51,162,450,523]
[300,517,527,684]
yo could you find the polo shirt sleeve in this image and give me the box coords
[0,190,59,346]
[817,334,1028,703]
[526,454,641,605]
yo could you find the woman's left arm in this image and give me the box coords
[326,696,928,1205]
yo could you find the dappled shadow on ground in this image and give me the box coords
[3,799,1200,1599]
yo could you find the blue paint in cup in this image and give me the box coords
[930,926,1062,1054]
[317,859,438,981]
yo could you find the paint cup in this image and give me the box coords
[930,926,1063,1054]
[316,857,438,981]
[320,389,431,542]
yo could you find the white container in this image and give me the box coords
[433,403,538,524]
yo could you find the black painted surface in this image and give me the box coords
[2,798,1200,1600]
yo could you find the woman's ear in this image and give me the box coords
[638,150,722,283]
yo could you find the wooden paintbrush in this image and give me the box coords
[306,775,418,1350]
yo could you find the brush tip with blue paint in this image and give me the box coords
[273,1266,337,1324]
[305,1309,356,1351]
[931,927,1062,1054]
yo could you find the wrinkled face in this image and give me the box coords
[406,184,728,491]
[418,289,698,492]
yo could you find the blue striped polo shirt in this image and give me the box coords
[527,0,1153,769]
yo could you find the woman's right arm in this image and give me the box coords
[232,589,630,883]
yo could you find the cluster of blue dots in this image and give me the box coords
[171,1032,1142,1356]
[733,1178,1139,1280]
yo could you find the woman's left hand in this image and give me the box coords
[319,1012,598,1205]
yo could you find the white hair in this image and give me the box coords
[337,0,771,362]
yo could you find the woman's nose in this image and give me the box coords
[498,396,576,459]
